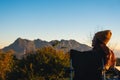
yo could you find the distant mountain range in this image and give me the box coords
[2,37,120,58]
[3,38,51,53]
[2,38,92,58]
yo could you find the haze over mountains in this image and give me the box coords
[2,37,120,58]
[2,38,91,58]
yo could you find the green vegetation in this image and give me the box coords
[0,47,70,80]
[0,50,15,80]
[0,47,120,80]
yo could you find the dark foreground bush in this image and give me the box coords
[7,47,70,80]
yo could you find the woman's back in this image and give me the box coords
[70,49,104,80]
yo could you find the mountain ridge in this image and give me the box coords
[2,38,92,58]
[2,37,120,58]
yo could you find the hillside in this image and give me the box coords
[2,38,92,58]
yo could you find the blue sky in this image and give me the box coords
[0,0,120,50]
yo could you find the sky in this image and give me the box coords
[0,0,120,51]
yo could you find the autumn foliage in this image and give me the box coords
[0,47,70,80]
[0,50,14,80]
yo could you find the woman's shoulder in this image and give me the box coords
[70,49,93,58]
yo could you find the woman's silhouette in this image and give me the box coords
[70,30,117,80]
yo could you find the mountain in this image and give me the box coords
[50,39,91,52]
[3,38,34,53]
[34,39,51,48]
[3,38,53,51]
[2,38,92,58]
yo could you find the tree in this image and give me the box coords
[0,50,14,80]
[8,46,70,80]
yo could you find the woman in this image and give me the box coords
[92,30,116,79]
[70,30,117,80]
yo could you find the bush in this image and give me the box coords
[7,47,70,80]
[0,50,14,80]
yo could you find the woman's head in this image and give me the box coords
[92,30,112,47]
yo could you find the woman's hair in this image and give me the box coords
[93,38,116,70]
[94,30,112,44]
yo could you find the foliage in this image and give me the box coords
[0,50,14,80]
[6,46,70,80]
[1,46,120,80]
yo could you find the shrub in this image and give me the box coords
[7,47,70,80]
[0,50,14,80]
